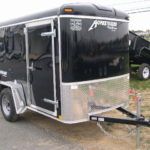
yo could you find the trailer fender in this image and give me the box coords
[0,81,27,114]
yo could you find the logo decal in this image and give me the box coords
[88,20,117,32]
[70,19,82,31]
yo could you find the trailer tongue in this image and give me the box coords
[90,106,150,127]
[90,90,150,128]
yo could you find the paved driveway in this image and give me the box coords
[0,111,83,150]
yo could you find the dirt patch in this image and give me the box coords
[22,90,150,150]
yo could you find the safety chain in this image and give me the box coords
[97,122,136,140]
[96,89,143,141]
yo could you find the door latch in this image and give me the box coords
[28,62,34,71]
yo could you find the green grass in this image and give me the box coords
[130,73,150,90]
[130,64,150,90]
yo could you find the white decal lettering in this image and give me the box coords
[88,20,118,32]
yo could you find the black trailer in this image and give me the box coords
[129,31,150,80]
[0,3,149,128]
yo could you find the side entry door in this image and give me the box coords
[24,19,57,116]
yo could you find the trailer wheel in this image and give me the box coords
[0,88,18,122]
[137,63,150,80]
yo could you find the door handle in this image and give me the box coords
[41,29,56,37]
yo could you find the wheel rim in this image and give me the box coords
[143,67,150,79]
[2,95,11,116]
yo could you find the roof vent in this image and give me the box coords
[93,4,113,12]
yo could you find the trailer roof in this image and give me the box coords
[0,3,129,27]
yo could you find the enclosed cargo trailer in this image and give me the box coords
[0,3,136,124]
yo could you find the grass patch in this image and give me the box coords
[130,73,150,90]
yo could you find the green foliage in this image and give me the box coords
[144,34,150,41]
[130,73,150,90]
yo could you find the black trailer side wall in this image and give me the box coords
[0,20,61,115]
[0,25,26,81]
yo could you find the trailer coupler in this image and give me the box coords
[90,107,150,127]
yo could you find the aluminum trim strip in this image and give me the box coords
[27,105,88,124]
[59,15,129,23]
[26,19,52,28]
[29,104,56,116]
[51,20,57,115]
[0,16,57,29]
[24,27,31,105]
[62,73,129,86]
[58,16,63,114]
[28,103,127,124]
[0,14,128,29]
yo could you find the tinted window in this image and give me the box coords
[28,25,52,60]
[0,25,26,81]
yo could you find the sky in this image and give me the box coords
[0,0,149,31]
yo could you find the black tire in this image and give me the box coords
[0,88,18,122]
[137,63,150,80]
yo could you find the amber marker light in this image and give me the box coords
[64,8,73,13]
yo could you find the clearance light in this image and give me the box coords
[64,8,73,13]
